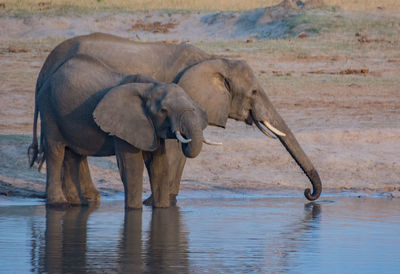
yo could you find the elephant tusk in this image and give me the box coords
[175,131,192,143]
[253,119,277,139]
[262,120,286,137]
[203,138,223,146]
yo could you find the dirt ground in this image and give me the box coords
[0,3,399,200]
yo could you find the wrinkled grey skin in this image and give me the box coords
[29,54,207,208]
[29,32,321,206]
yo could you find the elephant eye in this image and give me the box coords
[223,78,231,91]
[160,108,168,114]
[252,90,257,95]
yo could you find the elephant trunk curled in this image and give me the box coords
[253,92,322,201]
[177,113,204,158]
[277,132,322,201]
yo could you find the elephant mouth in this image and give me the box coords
[250,111,286,139]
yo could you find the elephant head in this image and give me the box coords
[93,82,208,158]
[176,58,322,200]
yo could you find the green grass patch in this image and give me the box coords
[285,8,339,35]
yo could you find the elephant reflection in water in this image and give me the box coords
[143,208,189,273]
[118,209,143,273]
[40,206,188,273]
[119,208,189,273]
[265,202,321,271]
[42,206,96,273]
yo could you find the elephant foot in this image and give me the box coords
[67,196,89,206]
[143,194,178,207]
[143,195,153,206]
[46,196,71,209]
[170,194,177,206]
[46,202,72,209]
[63,186,90,206]
[83,190,101,202]
[125,202,143,210]
[46,191,69,205]
[87,200,101,208]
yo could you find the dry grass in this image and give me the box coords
[328,0,399,11]
[0,0,280,14]
[1,0,400,16]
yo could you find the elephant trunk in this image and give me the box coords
[181,129,203,158]
[178,114,204,158]
[253,93,322,201]
[277,128,322,201]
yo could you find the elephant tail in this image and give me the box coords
[28,88,45,171]
[28,101,39,168]
[37,130,45,172]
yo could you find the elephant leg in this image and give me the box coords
[78,157,100,202]
[165,140,186,206]
[142,140,185,207]
[143,140,170,208]
[62,149,89,206]
[44,139,68,206]
[115,138,144,209]
[167,141,187,200]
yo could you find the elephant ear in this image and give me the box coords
[93,83,158,151]
[176,59,231,128]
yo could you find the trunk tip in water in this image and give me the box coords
[304,169,322,201]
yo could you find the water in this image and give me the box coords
[1,191,399,273]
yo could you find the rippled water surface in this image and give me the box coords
[1,192,400,273]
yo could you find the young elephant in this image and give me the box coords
[33,54,208,208]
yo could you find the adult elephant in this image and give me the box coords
[30,54,207,208]
[29,32,321,205]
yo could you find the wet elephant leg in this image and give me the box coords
[62,148,88,205]
[115,138,144,209]
[63,148,90,205]
[142,153,154,207]
[143,140,185,206]
[45,140,68,206]
[79,157,100,202]
[166,140,186,206]
[143,140,170,208]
